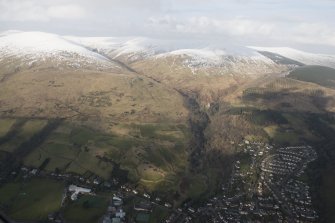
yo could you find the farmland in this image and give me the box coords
[0,178,64,221]
[0,117,191,194]
[63,195,109,223]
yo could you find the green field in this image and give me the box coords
[0,119,188,197]
[238,153,252,174]
[148,207,170,223]
[134,206,169,223]
[24,125,116,178]
[0,118,16,138]
[0,119,48,153]
[0,117,197,203]
[136,123,187,142]
[0,178,64,221]
[264,125,300,145]
[124,197,170,223]
[63,195,109,223]
[22,122,189,187]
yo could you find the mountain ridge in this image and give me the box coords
[2,31,335,73]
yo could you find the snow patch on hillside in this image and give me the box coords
[249,46,335,69]
[64,36,172,62]
[157,47,276,71]
[0,31,117,69]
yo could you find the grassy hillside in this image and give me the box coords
[288,65,335,89]
[0,118,191,196]
[0,59,189,129]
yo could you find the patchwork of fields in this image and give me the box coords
[0,117,196,222]
[0,118,190,190]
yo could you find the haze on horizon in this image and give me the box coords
[1,0,335,54]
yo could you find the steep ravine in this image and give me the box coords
[177,91,210,171]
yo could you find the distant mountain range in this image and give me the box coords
[1,31,335,75]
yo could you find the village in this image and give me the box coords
[0,158,184,223]
[0,141,319,223]
[190,142,319,223]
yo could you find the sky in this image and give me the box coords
[1,0,335,53]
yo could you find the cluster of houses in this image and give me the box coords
[101,196,126,223]
[261,146,317,176]
[262,146,318,222]
[283,180,318,221]
[189,142,319,222]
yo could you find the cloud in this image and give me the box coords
[146,15,335,47]
[0,0,335,52]
[47,5,86,19]
[289,23,335,46]
[0,0,86,21]
[147,16,275,37]
[0,0,47,21]
[190,17,275,36]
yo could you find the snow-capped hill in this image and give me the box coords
[64,36,127,53]
[64,36,170,62]
[0,30,22,37]
[156,47,284,76]
[2,31,335,76]
[67,36,273,66]
[62,35,288,74]
[249,46,335,69]
[65,36,286,75]
[0,31,118,69]
[160,46,274,65]
[110,38,162,61]
[74,37,282,73]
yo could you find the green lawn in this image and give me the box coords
[264,125,300,145]
[0,178,64,221]
[63,195,108,223]
[136,213,150,223]
[149,207,170,223]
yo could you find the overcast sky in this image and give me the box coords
[1,0,335,53]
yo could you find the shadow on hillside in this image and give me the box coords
[242,87,335,112]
